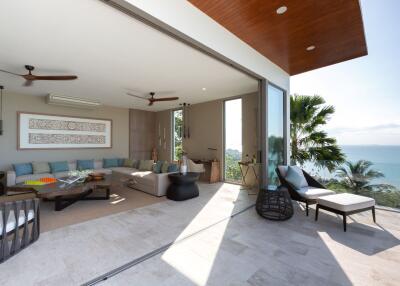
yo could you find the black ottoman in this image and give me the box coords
[167,172,200,201]
[256,185,294,220]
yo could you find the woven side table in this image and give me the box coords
[256,185,293,220]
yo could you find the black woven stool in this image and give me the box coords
[256,185,293,220]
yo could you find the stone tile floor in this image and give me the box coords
[1,182,399,285]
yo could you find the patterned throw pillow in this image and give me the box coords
[152,161,164,173]
[117,158,125,167]
[32,162,51,174]
[13,163,33,177]
[167,163,179,173]
[285,166,308,190]
[77,160,94,171]
[103,158,119,168]
[161,161,169,173]
[138,160,154,171]
[123,159,135,168]
[49,161,69,173]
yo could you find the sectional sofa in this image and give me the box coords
[6,159,178,197]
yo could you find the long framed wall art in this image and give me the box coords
[18,112,112,150]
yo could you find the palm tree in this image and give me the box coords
[336,160,394,194]
[290,94,345,171]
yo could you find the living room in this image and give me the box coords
[0,0,262,233]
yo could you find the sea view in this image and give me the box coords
[305,145,400,188]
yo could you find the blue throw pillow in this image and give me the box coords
[49,161,69,173]
[103,158,119,168]
[77,159,94,170]
[13,163,33,177]
[117,158,125,167]
[152,161,163,173]
[167,163,179,173]
[285,166,308,190]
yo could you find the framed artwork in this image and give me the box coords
[18,112,112,149]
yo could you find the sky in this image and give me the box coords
[290,0,400,146]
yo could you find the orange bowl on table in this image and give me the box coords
[39,177,58,184]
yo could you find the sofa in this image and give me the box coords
[6,159,178,197]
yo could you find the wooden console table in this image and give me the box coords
[193,159,220,183]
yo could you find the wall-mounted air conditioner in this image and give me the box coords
[46,94,102,109]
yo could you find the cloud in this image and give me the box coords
[327,123,400,135]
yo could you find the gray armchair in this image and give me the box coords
[1,192,40,263]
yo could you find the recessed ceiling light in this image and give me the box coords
[276,6,287,14]
[202,87,207,91]
[306,45,316,51]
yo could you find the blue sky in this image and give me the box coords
[290,0,400,146]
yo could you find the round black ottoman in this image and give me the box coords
[167,172,200,201]
[256,185,293,220]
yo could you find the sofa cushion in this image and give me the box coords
[161,161,169,173]
[153,161,164,174]
[53,171,72,179]
[117,158,125,167]
[317,193,375,212]
[68,161,77,171]
[130,171,156,187]
[285,166,308,189]
[13,163,33,177]
[297,187,335,200]
[93,159,103,170]
[15,173,54,184]
[32,162,51,174]
[49,161,69,173]
[77,160,94,170]
[139,160,154,171]
[123,159,137,168]
[167,163,179,173]
[103,158,119,168]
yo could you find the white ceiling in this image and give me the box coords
[0,0,258,111]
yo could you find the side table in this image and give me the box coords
[167,172,200,201]
[256,185,294,220]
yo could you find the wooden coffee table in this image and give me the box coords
[8,175,111,211]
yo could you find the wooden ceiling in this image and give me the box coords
[188,0,368,75]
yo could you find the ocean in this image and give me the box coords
[307,145,400,188]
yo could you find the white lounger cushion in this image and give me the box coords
[297,187,335,200]
[317,193,375,212]
[0,209,35,234]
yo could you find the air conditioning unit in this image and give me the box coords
[46,94,102,109]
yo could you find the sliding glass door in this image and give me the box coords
[267,84,285,185]
[224,98,242,183]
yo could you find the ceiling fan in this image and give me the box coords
[127,91,179,106]
[0,65,78,86]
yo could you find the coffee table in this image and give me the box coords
[8,175,111,211]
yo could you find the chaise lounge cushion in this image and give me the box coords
[297,186,335,200]
[317,193,375,212]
